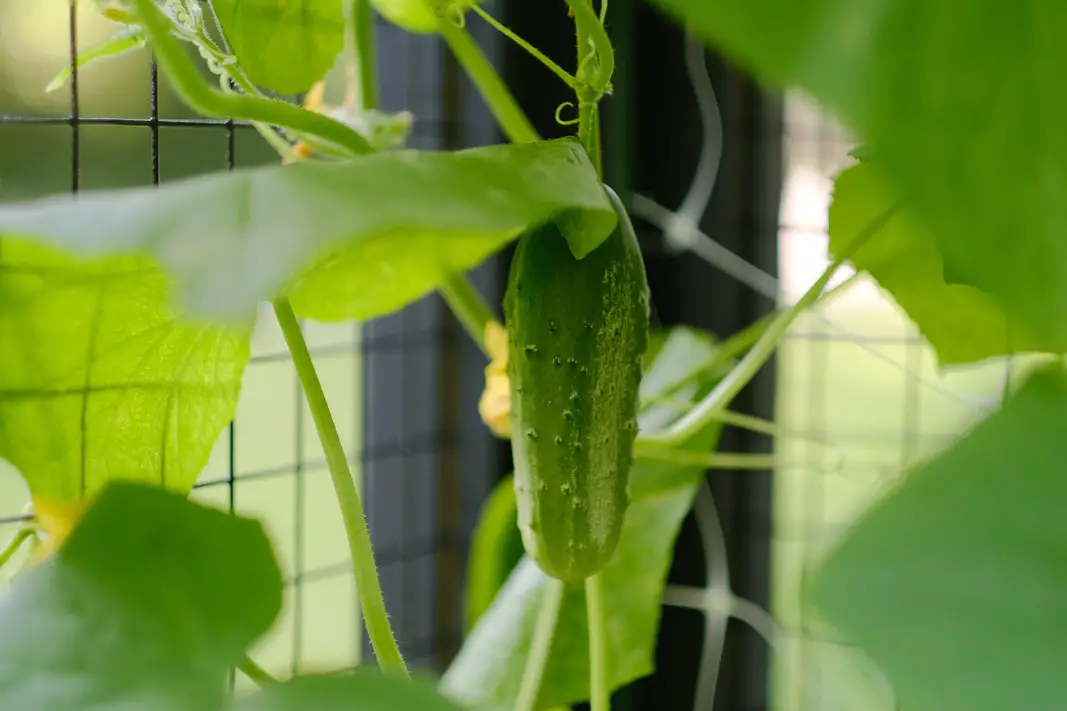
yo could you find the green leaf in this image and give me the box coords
[0,240,249,503]
[463,473,525,634]
[0,138,615,324]
[211,0,346,95]
[649,0,1067,346]
[0,482,283,710]
[442,326,726,711]
[829,162,1066,366]
[45,27,145,93]
[235,671,471,711]
[806,363,1067,711]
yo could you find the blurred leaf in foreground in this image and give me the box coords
[807,362,1067,711]
[0,483,282,711]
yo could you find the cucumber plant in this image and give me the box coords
[0,1,1066,711]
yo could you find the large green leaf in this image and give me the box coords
[806,363,1067,711]
[829,161,1066,366]
[649,0,1067,345]
[0,240,248,503]
[0,482,283,710]
[443,326,730,711]
[0,138,615,324]
[235,672,471,711]
[211,0,346,95]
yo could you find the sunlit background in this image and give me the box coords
[0,2,1017,709]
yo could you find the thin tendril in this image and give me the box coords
[445,3,466,27]
[554,102,580,125]
[471,4,577,89]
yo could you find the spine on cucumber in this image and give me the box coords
[504,187,650,582]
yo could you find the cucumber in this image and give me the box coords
[504,187,650,582]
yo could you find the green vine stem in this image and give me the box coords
[352,0,378,111]
[435,18,541,144]
[129,0,373,157]
[639,205,900,447]
[273,298,409,677]
[585,573,611,711]
[514,578,566,711]
[439,274,496,357]
[0,527,34,570]
[578,101,602,179]
[564,0,615,93]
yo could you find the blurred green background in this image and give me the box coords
[0,2,1022,709]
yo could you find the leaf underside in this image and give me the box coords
[0,138,615,326]
[0,239,249,503]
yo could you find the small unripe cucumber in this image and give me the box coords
[504,187,650,582]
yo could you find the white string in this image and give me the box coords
[661,480,826,711]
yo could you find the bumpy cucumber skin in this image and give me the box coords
[504,191,650,582]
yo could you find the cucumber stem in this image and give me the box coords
[639,205,900,447]
[439,273,496,358]
[586,572,611,711]
[437,19,541,145]
[273,298,409,677]
[514,578,566,711]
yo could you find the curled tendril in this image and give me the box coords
[444,2,467,27]
[554,102,580,126]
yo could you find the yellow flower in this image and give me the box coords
[478,320,512,439]
[284,82,327,164]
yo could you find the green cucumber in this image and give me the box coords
[504,186,650,582]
